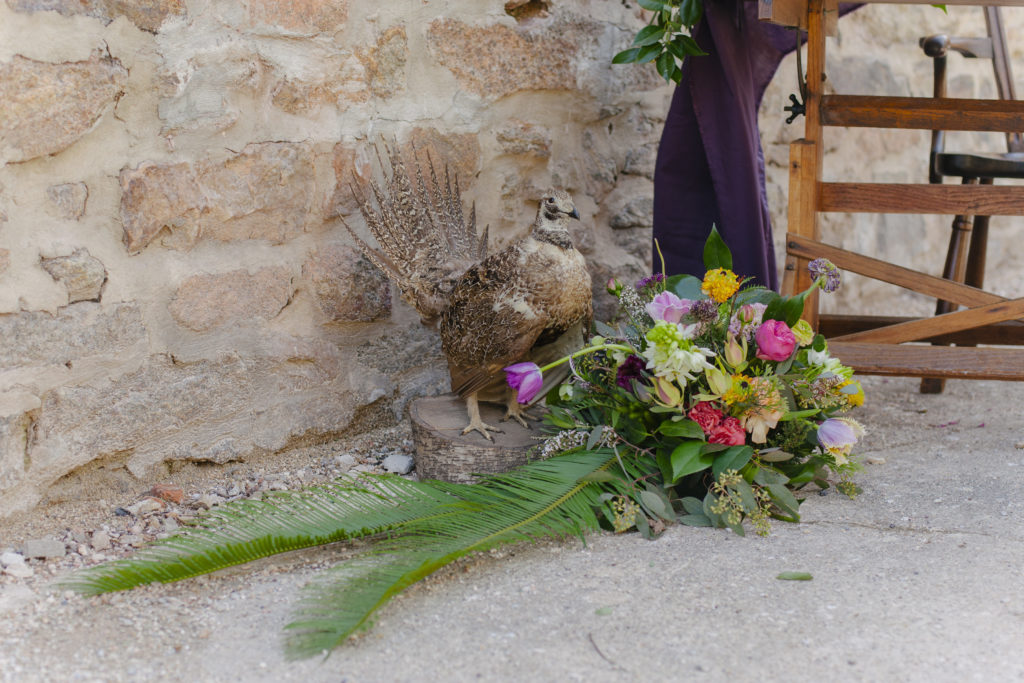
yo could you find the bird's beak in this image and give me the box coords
[568,207,580,220]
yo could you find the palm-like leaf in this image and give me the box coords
[63,450,633,660]
[61,475,467,595]
[283,449,624,658]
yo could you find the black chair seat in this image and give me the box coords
[937,151,1024,179]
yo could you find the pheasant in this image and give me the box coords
[342,143,592,439]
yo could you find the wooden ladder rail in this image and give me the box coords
[780,0,1024,380]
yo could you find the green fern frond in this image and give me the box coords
[61,475,468,595]
[283,449,621,658]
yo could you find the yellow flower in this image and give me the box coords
[791,319,815,347]
[722,374,754,405]
[701,268,740,303]
[839,379,865,407]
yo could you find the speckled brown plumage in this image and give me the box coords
[344,144,592,439]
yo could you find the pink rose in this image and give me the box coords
[755,319,797,362]
[708,417,746,446]
[688,401,723,433]
[646,291,693,324]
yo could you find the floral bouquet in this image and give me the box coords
[505,228,865,536]
[65,228,867,658]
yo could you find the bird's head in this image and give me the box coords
[539,189,581,223]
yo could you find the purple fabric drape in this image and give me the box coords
[653,0,799,290]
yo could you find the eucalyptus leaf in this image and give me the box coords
[634,510,653,539]
[757,449,795,463]
[680,497,704,515]
[586,426,604,452]
[678,513,713,527]
[640,490,673,521]
[666,274,704,300]
[766,483,801,517]
[776,572,813,581]
[732,479,758,514]
[753,467,789,486]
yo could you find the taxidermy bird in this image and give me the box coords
[342,142,593,439]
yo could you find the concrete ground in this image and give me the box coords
[1,375,1023,682]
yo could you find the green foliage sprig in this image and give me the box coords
[613,0,706,83]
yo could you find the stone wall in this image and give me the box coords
[0,0,668,516]
[2,0,1021,516]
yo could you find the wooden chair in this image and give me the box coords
[773,0,1024,384]
[918,8,1024,392]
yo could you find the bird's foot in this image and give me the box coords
[462,418,502,441]
[503,403,538,429]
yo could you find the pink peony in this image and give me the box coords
[708,417,746,446]
[504,362,544,403]
[688,401,723,433]
[646,291,693,324]
[755,319,797,362]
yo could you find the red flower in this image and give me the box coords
[688,401,723,433]
[708,417,746,446]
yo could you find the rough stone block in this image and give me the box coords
[243,0,349,35]
[407,128,480,190]
[168,267,294,332]
[495,120,552,158]
[0,53,127,163]
[6,0,186,33]
[40,249,106,303]
[119,142,317,252]
[609,197,653,230]
[0,249,9,276]
[426,18,578,99]
[0,303,146,370]
[303,244,390,323]
[20,537,65,559]
[46,183,89,221]
[357,25,408,99]
[327,144,373,217]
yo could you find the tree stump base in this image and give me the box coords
[409,394,541,483]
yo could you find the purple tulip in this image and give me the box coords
[504,362,544,403]
[755,319,797,362]
[646,291,692,323]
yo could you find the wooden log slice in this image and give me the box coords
[409,394,541,483]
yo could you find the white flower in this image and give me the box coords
[643,343,715,385]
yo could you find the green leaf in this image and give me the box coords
[666,274,704,300]
[595,606,614,616]
[632,24,666,47]
[812,334,827,352]
[669,441,714,483]
[594,320,619,338]
[735,287,778,306]
[678,0,703,26]
[782,294,807,327]
[753,466,789,486]
[675,34,708,56]
[586,425,605,451]
[680,496,704,515]
[655,51,675,83]
[702,225,733,271]
[731,479,758,514]
[657,419,704,439]
[712,445,753,482]
[637,0,668,9]
[778,408,819,422]
[612,47,641,64]
[776,572,814,581]
[757,449,795,463]
[639,490,673,521]
[766,483,801,518]
[634,509,653,539]
[679,513,713,527]
[581,470,621,484]
[636,44,662,64]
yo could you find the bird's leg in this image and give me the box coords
[461,393,502,440]
[503,396,538,428]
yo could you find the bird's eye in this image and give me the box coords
[544,197,554,204]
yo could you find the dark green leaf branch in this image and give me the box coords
[612,0,707,83]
